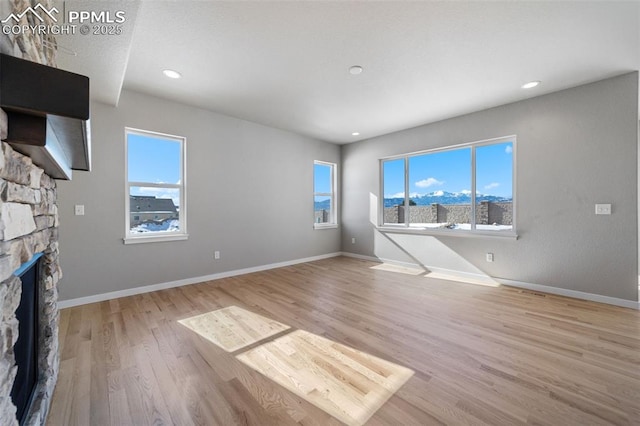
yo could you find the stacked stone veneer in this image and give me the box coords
[0,140,61,426]
[0,0,58,66]
[384,202,513,226]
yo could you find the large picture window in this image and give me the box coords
[381,136,515,235]
[314,161,337,228]
[125,128,187,243]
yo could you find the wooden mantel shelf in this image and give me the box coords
[0,54,91,180]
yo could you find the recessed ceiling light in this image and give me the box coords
[349,66,363,75]
[352,132,360,136]
[522,80,540,89]
[163,69,182,79]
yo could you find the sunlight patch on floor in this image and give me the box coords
[178,305,290,352]
[181,306,414,424]
[237,330,414,426]
[425,271,501,287]
[370,263,426,276]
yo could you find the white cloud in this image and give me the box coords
[387,192,405,198]
[386,192,421,198]
[415,177,444,188]
[460,189,483,195]
[505,145,513,154]
[484,182,500,190]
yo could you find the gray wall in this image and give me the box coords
[342,73,639,302]
[57,90,340,301]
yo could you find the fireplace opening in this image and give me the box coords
[10,253,43,426]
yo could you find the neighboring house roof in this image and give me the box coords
[130,196,177,214]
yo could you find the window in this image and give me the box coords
[381,136,515,235]
[314,161,337,228]
[124,128,187,243]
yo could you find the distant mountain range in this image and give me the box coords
[313,191,512,210]
[382,190,512,208]
[314,199,331,211]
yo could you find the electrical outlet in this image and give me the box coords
[595,204,611,215]
[74,205,84,216]
[214,251,220,260]
[351,237,356,244]
[486,253,494,262]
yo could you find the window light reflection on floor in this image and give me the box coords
[179,306,414,425]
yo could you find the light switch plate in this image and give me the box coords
[595,204,611,215]
[74,205,85,216]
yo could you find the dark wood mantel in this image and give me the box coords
[0,54,91,179]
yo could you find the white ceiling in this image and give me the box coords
[56,1,640,144]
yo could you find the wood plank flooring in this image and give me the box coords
[237,329,414,426]
[47,256,640,425]
[178,305,290,352]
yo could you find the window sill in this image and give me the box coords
[314,223,338,230]
[377,226,518,240]
[124,233,189,244]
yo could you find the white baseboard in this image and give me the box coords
[340,252,381,263]
[59,251,640,311]
[377,257,425,270]
[57,252,342,309]
[341,251,639,310]
[340,252,423,270]
[341,252,494,283]
[424,266,496,283]
[498,277,640,310]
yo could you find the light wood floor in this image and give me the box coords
[178,305,291,352]
[237,329,414,426]
[47,256,640,425]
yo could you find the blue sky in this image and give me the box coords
[128,133,181,183]
[384,141,513,198]
[314,163,332,195]
[128,133,182,206]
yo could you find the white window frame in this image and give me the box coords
[379,135,516,238]
[313,160,338,229]
[124,127,188,244]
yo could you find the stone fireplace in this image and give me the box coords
[0,141,61,426]
[0,1,63,424]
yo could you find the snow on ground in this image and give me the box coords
[411,223,513,231]
[131,219,180,233]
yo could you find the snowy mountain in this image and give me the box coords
[383,190,511,208]
[314,191,512,210]
[314,199,331,211]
